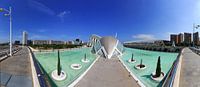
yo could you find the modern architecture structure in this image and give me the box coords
[90,34,124,59]
[170,34,178,44]
[178,33,184,44]
[193,32,199,45]
[22,31,28,45]
[184,32,192,45]
[73,39,83,45]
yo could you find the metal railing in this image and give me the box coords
[0,47,22,61]
[190,47,200,55]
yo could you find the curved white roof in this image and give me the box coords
[100,36,118,58]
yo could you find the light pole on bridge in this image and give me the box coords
[0,7,13,56]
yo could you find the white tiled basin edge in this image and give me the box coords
[118,56,146,87]
[28,46,40,87]
[68,55,100,87]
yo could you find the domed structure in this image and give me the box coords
[90,34,124,59]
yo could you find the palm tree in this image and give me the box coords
[57,50,62,76]
[155,56,161,77]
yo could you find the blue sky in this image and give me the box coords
[0,0,200,43]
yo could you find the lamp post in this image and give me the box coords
[193,23,200,47]
[0,7,12,56]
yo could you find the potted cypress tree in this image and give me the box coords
[57,50,62,76]
[51,50,66,81]
[135,59,146,70]
[155,56,161,77]
[81,53,90,63]
[151,56,164,82]
[128,53,136,63]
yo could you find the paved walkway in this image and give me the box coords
[179,48,200,87]
[0,47,32,87]
[75,57,139,87]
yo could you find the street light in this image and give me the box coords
[193,23,200,47]
[0,7,12,56]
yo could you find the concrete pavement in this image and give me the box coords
[179,48,200,87]
[0,47,32,87]
[75,57,139,87]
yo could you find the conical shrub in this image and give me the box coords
[155,56,161,77]
[57,50,62,76]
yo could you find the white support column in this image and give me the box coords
[9,6,12,56]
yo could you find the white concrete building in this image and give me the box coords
[32,40,50,45]
[90,34,124,59]
[22,31,28,45]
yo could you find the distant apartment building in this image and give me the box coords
[22,31,28,45]
[32,40,50,45]
[33,40,65,45]
[49,40,65,45]
[170,34,178,44]
[184,32,192,45]
[178,33,183,44]
[193,32,199,45]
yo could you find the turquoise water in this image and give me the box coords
[121,48,178,87]
[34,48,97,87]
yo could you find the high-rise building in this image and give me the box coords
[184,32,192,45]
[193,32,199,45]
[170,34,178,44]
[22,31,28,45]
[178,33,183,44]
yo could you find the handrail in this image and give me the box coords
[161,48,183,87]
[190,47,200,55]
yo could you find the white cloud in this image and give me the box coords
[132,34,156,41]
[29,34,47,40]
[38,29,47,33]
[57,11,71,22]
[28,0,55,15]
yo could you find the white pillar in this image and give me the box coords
[9,7,12,56]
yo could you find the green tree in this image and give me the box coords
[84,53,87,61]
[57,50,62,76]
[140,59,143,68]
[155,56,161,77]
[131,53,134,61]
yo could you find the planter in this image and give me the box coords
[81,58,90,63]
[51,70,67,81]
[128,59,136,63]
[135,64,146,70]
[71,64,82,70]
[151,72,165,82]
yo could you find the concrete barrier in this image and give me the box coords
[172,49,184,87]
[27,47,40,87]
